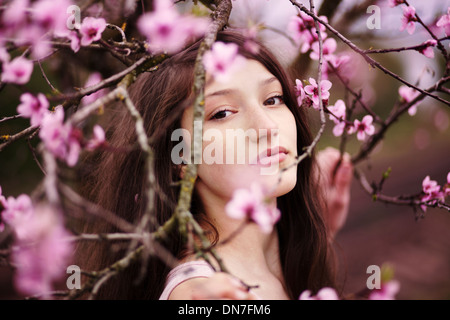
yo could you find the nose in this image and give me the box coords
[246,105,279,144]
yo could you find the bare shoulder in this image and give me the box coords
[168,272,258,300]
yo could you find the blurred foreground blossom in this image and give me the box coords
[299,287,339,300]
[1,194,34,239]
[1,56,33,85]
[11,205,72,298]
[225,183,280,234]
[0,191,73,298]
[137,0,209,54]
[203,42,247,83]
[388,0,405,8]
[368,280,400,300]
[80,72,108,106]
[32,0,73,36]
[86,125,106,151]
[39,107,81,167]
[17,93,49,126]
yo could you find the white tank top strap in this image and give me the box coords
[159,260,215,300]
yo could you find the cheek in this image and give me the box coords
[287,112,298,154]
[198,129,261,198]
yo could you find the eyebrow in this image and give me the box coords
[205,76,279,99]
[260,76,279,87]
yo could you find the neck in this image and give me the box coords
[197,187,282,279]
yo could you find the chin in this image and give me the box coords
[264,168,297,198]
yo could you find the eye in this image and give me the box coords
[210,109,234,120]
[264,95,284,106]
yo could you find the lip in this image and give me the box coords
[253,146,289,167]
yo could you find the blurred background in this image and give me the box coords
[1,0,449,299]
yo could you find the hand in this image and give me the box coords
[169,272,259,300]
[316,147,353,238]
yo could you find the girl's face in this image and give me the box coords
[181,59,298,203]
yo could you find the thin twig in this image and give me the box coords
[275,0,327,186]
[0,126,39,153]
[289,0,450,107]
[354,168,450,212]
[174,0,232,273]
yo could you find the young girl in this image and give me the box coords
[79,31,353,300]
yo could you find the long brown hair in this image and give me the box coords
[77,31,335,300]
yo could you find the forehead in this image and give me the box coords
[205,59,280,95]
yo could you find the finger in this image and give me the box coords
[334,161,353,191]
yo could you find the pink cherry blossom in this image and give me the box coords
[86,125,106,150]
[1,194,34,239]
[287,12,328,53]
[0,186,6,208]
[332,121,346,137]
[422,176,441,195]
[39,107,81,167]
[328,100,348,137]
[310,38,337,61]
[0,187,5,231]
[39,108,67,158]
[304,78,332,109]
[1,56,33,85]
[328,54,350,69]
[295,79,305,106]
[81,72,108,106]
[17,93,49,126]
[420,175,445,212]
[353,115,375,141]
[321,54,350,80]
[398,85,419,116]
[67,31,81,53]
[2,0,29,30]
[79,17,106,46]
[13,24,52,60]
[299,287,339,300]
[32,0,73,36]
[327,99,346,124]
[368,280,400,300]
[11,205,73,298]
[417,39,437,59]
[388,0,405,8]
[225,183,280,234]
[203,42,247,83]
[287,14,310,45]
[137,0,209,54]
[400,6,417,35]
[66,129,82,167]
[436,8,450,36]
[0,48,10,64]
[445,172,450,196]
[242,26,260,55]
